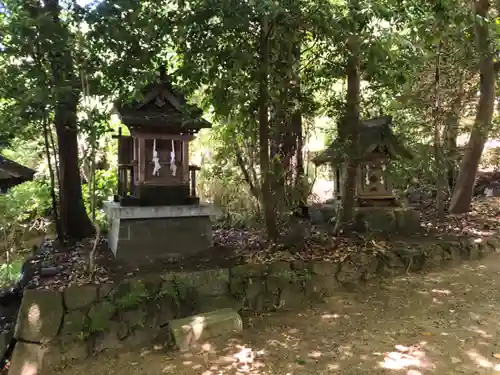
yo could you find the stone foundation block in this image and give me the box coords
[105,202,215,264]
[170,308,243,351]
[14,290,63,344]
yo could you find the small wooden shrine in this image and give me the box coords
[104,67,215,264]
[113,66,211,206]
[313,116,412,206]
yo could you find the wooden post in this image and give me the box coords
[189,165,201,197]
[138,138,146,183]
[183,141,189,184]
[112,127,123,199]
[190,169,196,197]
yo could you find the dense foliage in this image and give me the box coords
[0,0,498,247]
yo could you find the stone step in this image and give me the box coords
[169,308,243,351]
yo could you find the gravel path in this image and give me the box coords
[51,254,500,375]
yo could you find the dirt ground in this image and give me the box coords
[51,254,500,375]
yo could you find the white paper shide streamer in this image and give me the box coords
[152,139,161,176]
[170,139,177,176]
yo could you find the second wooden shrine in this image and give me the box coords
[313,116,412,206]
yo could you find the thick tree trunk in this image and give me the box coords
[449,0,495,214]
[291,44,305,207]
[334,30,361,234]
[45,0,94,239]
[259,15,278,241]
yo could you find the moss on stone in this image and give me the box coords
[88,300,117,333]
[113,280,149,309]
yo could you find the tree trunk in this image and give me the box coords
[433,39,446,221]
[291,43,305,207]
[334,29,361,234]
[45,0,94,239]
[259,15,278,241]
[445,75,463,190]
[449,0,495,213]
[42,115,62,239]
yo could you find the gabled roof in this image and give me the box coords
[312,116,412,165]
[114,68,211,131]
[0,155,36,181]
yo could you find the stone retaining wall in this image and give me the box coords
[8,235,500,374]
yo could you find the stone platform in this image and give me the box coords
[354,206,421,234]
[104,202,215,264]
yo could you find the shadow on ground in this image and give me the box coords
[49,255,500,375]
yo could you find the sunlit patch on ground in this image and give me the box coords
[378,342,434,371]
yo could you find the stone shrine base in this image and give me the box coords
[104,202,214,264]
[354,207,421,234]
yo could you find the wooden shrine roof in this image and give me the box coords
[114,68,211,132]
[313,116,412,165]
[0,155,36,181]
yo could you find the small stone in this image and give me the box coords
[64,285,98,310]
[14,289,63,344]
[169,309,243,351]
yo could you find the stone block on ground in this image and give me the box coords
[8,342,60,375]
[14,289,63,343]
[63,284,98,310]
[170,308,243,352]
